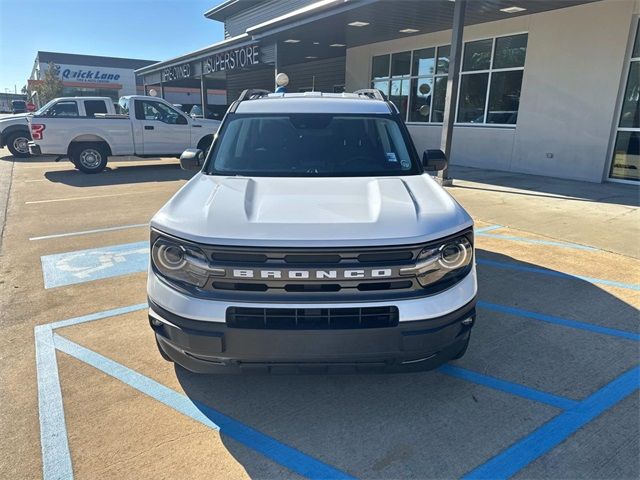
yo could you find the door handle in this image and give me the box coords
[144,125,154,130]
[193,124,202,128]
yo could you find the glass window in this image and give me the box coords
[493,34,528,69]
[437,45,451,74]
[390,79,410,119]
[462,39,493,71]
[633,20,640,58]
[43,101,79,117]
[84,100,108,117]
[409,77,433,122]
[609,131,640,181]
[487,70,523,124]
[457,73,489,123]
[369,34,526,125]
[390,51,411,77]
[432,76,448,123]
[135,100,184,124]
[372,55,390,79]
[412,47,435,76]
[619,62,639,129]
[207,114,420,177]
[372,79,390,97]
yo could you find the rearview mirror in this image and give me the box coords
[422,149,447,172]
[180,148,204,171]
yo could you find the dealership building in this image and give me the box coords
[135,0,638,184]
[28,51,226,112]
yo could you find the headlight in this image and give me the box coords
[400,235,473,288]
[151,237,214,288]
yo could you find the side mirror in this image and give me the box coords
[180,148,204,171]
[422,149,447,172]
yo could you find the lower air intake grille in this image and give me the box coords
[226,306,399,330]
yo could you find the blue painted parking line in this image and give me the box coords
[53,334,356,480]
[41,241,148,289]
[47,303,148,330]
[463,366,640,479]
[477,232,597,251]
[478,258,640,291]
[475,225,503,233]
[34,325,74,480]
[439,365,579,410]
[36,301,638,480]
[478,301,640,341]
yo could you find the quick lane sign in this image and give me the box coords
[203,45,260,74]
[61,68,121,83]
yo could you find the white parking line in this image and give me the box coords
[30,223,148,241]
[26,191,147,204]
[25,179,49,183]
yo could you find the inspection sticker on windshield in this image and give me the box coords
[385,152,398,163]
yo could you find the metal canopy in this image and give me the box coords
[263,0,599,65]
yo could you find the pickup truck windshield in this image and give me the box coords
[207,114,421,177]
[34,100,57,116]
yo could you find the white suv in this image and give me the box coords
[147,89,477,373]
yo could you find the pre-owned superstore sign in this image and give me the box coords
[203,45,260,74]
[162,64,192,82]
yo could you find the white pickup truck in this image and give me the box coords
[28,95,221,173]
[1,96,115,158]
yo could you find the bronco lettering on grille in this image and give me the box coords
[231,268,393,280]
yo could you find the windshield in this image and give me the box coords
[34,99,58,115]
[206,114,420,177]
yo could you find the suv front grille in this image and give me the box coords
[227,306,399,330]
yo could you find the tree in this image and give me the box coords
[21,84,33,101]
[33,62,63,103]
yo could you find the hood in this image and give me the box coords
[0,113,30,123]
[151,174,472,247]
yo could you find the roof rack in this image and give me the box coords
[237,89,272,102]
[354,89,387,101]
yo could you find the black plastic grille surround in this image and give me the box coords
[150,228,473,302]
[201,241,427,298]
[227,306,400,330]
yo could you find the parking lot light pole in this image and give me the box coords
[201,75,208,117]
[439,0,467,186]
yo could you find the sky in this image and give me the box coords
[0,0,226,93]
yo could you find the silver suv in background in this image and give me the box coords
[148,89,477,373]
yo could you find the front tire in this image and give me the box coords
[70,143,108,173]
[6,131,31,158]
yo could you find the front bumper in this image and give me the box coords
[28,141,42,156]
[149,297,477,374]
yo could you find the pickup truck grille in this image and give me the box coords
[227,306,399,329]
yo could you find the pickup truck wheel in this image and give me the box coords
[72,144,108,174]
[6,132,31,158]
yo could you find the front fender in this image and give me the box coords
[0,124,31,147]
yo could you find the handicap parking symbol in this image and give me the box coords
[41,241,150,288]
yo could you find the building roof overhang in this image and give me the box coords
[139,0,600,78]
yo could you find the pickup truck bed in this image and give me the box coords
[29,95,221,173]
